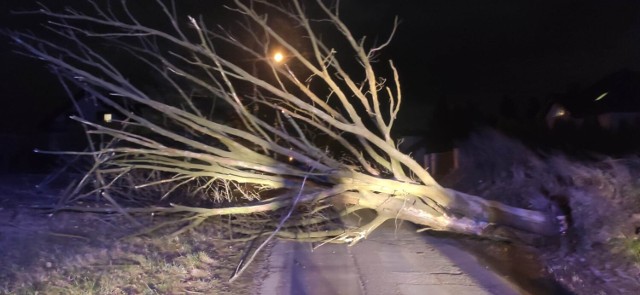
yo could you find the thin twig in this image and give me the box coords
[229,173,310,282]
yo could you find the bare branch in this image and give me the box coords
[12,0,562,263]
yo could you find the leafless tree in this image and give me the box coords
[11,0,561,257]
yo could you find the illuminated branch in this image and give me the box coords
[12,0,562,255]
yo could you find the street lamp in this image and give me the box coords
[273,51,284,63]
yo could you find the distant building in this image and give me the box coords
[41,91,119,151]
[545,69,640,132]
[398,136,458,180]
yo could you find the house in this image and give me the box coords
[545,69,640,133]
[0,91,114,173]
[398,135,459,180]
[41,91,118,151]
[394,99,480,180]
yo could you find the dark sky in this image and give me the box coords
[2,0,640,133]
[346,0,640,105]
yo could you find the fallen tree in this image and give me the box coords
[12,0,562,258]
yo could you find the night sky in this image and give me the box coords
[1,0,640,134]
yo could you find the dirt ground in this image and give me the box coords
[443,130,640,295]
[3,130,640,295]
[0,175,269,295]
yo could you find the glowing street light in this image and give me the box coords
[273,51,284,63]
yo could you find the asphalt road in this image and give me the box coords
[259,220,523,295]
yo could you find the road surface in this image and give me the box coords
[259,220,524,295]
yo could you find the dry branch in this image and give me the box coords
[11,0,562,249]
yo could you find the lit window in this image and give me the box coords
[103,113,113,123]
